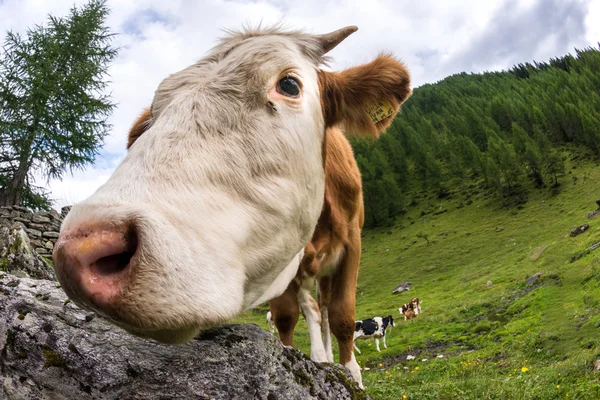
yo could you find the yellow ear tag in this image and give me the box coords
[366,99,394,123]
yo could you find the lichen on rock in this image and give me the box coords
[0,219,55,280]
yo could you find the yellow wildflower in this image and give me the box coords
[415,367,419,370]
[521,367,529,373]
[379,363,383,367]
[557,385,560,389]
[403,396,408,399]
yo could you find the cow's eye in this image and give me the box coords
[277,76,301,98]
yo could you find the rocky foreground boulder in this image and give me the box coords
[0,274,368,399]
[0,215,368,400]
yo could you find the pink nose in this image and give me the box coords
[52,226,137,309]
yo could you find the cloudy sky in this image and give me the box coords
[0,0,598,210]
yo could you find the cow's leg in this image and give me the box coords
[353,341,361,354]
[318,277,334,363]
[329,232,362,388]
[269,280,300,347]
[383,334,387,349]
[298,287,328,363]
[375,338,381,352]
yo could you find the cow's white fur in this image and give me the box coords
[345,353,363,389]
[317,245,345,278]
[60,32,327,344]
[298,287,328,363]
[320,306,334,363]
[266,311,276,334]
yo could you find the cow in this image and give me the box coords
[353,315,396,354]
[404,310,416,320]
[266,311,276,334]
[412,297,422,314]
[399,297,421,320]
[52,25,411,388]
[268,90,413,387]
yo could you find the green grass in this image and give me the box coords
[233,152,600,399]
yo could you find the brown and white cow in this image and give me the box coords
[399,297,422,320]
[52,26,411,387]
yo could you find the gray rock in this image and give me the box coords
[13,217,31,225]
[30,239,44,248]
[60,205,72,219]
[570,224,590,237]
[12,222,27,231]
[0,274,368,400]
[32,215,51,224]
[48,209,60,220]
[392,282,411,294]
[486,281,493,287]
[45,241,54,250]
[42,231,60,239]
[12,205,31,213]
[0,220,55,280]
[588,211,600,219]
[39,211,59,221]
[25,229,42,238]
[29,223,46,231]
[526,272,543,286]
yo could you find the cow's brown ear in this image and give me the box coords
[318,54,411,137]
[127,108,153,149]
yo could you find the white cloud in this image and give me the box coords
[1,0,598,210]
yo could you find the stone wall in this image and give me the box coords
[0,205,70,259]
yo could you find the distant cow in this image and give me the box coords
[399,298,421,320]
[353,316,395,354]
[404,310,416,320]
[266,311,277,334]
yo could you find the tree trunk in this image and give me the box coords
[0,155,29,207]
[0,127,35,207]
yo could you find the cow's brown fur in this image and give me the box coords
[318,54,411,137]
[127,108,153,149]
[270,54,411,370]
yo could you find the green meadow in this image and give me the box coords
[234,150,600,399]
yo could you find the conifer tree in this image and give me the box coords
[0,0,117,209]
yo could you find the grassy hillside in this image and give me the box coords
[233,148,600,399]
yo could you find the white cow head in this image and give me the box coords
[53,26,411,344]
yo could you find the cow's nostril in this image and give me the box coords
[94,251,134,276]
[90,229,137,276]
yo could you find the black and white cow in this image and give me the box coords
[353,315,396,354]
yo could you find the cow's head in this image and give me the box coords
[53,26,411,344]
[385,315,396,328]
[412,297,421,315]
